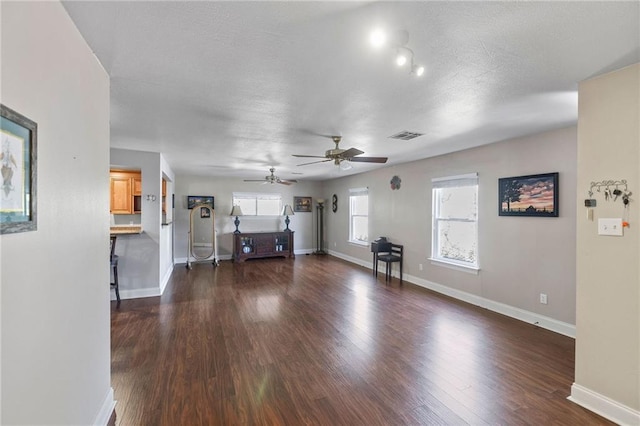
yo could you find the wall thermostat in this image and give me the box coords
[584,199,597,207]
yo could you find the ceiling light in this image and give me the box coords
[339,160,352,171]
[369,29,386,48]
[372,28,424,79]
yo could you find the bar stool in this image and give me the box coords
[110,235,121,304]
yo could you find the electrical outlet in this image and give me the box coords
[540,293,548,304]
[419,263,423,271]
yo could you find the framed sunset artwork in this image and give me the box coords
[498,172,558,217]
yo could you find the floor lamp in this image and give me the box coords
[314,199,327,255]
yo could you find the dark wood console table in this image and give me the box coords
[233,231,295,262]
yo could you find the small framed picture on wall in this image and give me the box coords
[293,196,312,212]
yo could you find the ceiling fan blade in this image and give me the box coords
[296,129,338,139]
[348,156,388,163]
[244,179,268,182]
[297,159,333,166]
[292,154,327,158]
[340,147,364,158]
[279,179,298,183]
[277,181,292,186]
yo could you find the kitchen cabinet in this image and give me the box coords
[110,171,142,214]
[133,176,142,196]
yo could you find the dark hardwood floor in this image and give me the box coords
[111,255,611,425]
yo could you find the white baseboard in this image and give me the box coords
[175,254,233,265]
[569,383,640,425]
[111,286,161,301]
[328,250,372,270]
[327,250,575,338]
[93,387,115,426]
[407,273,576,338]
[159,263,174,295]
[295,249,314,255]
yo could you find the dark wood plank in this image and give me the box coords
[111,256,613,425]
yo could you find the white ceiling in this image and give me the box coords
[62,1,640,181]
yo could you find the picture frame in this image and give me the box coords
[1,104,37,234]
[293,196,312,212]
[499,172,559,217]
[187,195,214,209]
[200,206,211,218]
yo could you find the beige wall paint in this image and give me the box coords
[323,127,577,325]
[1,2,112,424]
[574,64,639,412]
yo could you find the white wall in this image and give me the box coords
[324,127,577,329]
[111,148,175,298]
[1,2,112,424]
[571,63,639,424]
[174,175,323,261]
[160,155,175,292]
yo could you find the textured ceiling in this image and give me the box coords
[62,1,640,181]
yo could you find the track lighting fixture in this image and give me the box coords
[395,50,408,67]
[370,28,424,78]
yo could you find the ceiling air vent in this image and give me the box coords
[388,131,424,141]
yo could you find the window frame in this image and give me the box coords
[430,173,479,272]
[232,192,282,216]
[348,187,369,246]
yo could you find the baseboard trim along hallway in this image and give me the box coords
[328,249,576,338]
[569,383,640,426]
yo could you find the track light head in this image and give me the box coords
[369,29,386,48]
[396,53,408,67]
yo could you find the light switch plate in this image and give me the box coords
[598,218,623,236]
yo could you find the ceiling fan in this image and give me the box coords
[243,167,297,185]
[293,136,388,166]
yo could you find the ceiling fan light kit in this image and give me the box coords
[339,161,353,171]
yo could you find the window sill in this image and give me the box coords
[428,258,480,275]
[349,240,369,247]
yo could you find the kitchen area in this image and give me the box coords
[110,169,170,233]
[110,148,176,301]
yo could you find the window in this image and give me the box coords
[349,188,369,245]
[232,192,282,216]
[431,173,478,269]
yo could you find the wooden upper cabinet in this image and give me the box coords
[110,170,141,214]
[110,175,133,214]
[133,176,142,196]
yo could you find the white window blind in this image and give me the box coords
[232,192,282,216]
[349,187,369,244]
[431,173,479,269]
